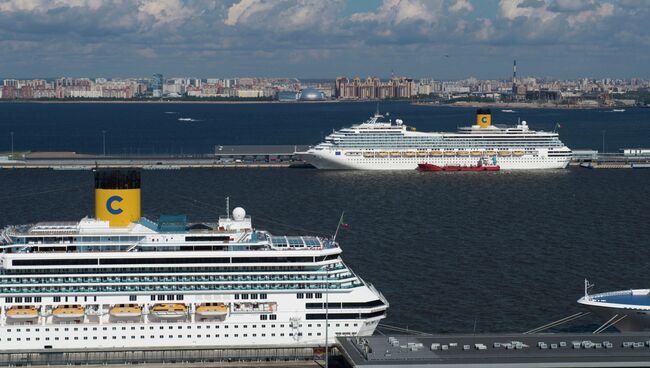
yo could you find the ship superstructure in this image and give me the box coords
[300,109,572,170]
[0,171,387,351]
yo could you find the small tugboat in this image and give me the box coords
[418,157,500,172]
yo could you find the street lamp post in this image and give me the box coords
[10,131,14,158]
[601,130,606,154]
[102,130,106,156]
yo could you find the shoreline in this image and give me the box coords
[0,99,344,105]
[413,101,611,110]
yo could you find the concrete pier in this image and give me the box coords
[0,145,312,170]
[0,345,327,367]
[338,333,650,367]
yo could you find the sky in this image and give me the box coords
[0,0,649,79]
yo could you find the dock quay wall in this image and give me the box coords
[0,345,330,367]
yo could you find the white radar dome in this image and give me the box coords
[232,207,246,221]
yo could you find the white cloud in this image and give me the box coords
[224,0,343,32]
[449,0,473,13]
[137,0,194,26]
[224,0,275,26]
[350,0,442,25]
[499,0,558,23]
[0,0,104,13]
[567,2,614,25]
[136,47,157,58]
[474,18,495,41]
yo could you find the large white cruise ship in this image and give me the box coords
[300,109,572,170]
[0,170,387,351]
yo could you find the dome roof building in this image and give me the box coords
[297,87,325,101]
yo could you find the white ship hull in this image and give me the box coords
[302,151,570,170]
[0,286,386,351]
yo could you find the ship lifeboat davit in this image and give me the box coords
[6,305,39,320]
[196,303,229,318]
[150,303,188,318]
[110,304,142,318]
[417,163,500,172]
[53,305,85,319]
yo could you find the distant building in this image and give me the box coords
[151,73,163,97]
[237,90,264,98]
[297,87,325,101]
[277,91,298,101]
[335,76,416,100]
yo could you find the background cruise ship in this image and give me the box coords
[300,109,572,170]
[0,170,387,351]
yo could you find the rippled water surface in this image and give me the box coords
[1,102,649,153]
[1,168,649,334]
[1,102,649,333]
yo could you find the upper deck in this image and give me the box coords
[0,213,337,255]
[581,289,650,309]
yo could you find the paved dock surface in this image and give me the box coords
[338,333,650,367]
[0,146,312,170]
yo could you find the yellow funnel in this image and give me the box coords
[476,108,491,128]
[95,170,141,227]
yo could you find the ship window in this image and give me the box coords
[129,295,137,301]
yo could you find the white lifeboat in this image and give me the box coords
[150,303,187,318]
[110,304,142,318]
[196,303,228,318]
[53,305,85,319]
[6,305,39,320]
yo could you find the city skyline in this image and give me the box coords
[0,0,649,79]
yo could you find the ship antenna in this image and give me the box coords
[226,196,230,219]
[375,102,380,116]
[584,279,594,299]
[332,211,345,242]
